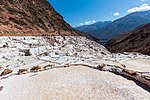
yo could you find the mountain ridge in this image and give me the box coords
[95,10,150,41]
[76,10,150,41]
[106,22,150,55]
[75,21,112,36]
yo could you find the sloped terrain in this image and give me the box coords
[0,37,149,99]
[0,36,109,71]
[0,36,150,100]
[0,0,79,36]
[0,0,150,99]
[0,65,150,100]
[106,23,150,55]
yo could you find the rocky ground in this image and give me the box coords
[0,36,150,100]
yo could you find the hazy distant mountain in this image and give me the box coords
[75,21,112,36]
[95,10,150,41]
[106,23,150,55]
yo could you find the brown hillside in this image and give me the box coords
[0,0,80,36]
[106,23,150,55]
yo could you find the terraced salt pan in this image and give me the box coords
[0,36,109,70]
[0,66,150,100]
[0,36,150,75]
[122,58,150,72]
[0,36,150,99]
[104,53,150,72]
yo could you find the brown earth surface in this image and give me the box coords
[106,23,150,55]
[0,0,81,36]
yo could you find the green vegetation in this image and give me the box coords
[6,7,17,14]
[4,4,17,15]
[7,0,14,3]
[0,7,4,13]
[0,21,9,25]
[14,25,22,30]
[9,17,27,26]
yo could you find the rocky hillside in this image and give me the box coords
[106,23,150,55]
[94,10,150,41]
[0,0,80,36]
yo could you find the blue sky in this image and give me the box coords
[49,0,150,27]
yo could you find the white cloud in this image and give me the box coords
[127,3,150,13]
[84,20,96,25]
[76,20,96,27]
[141,0,146,2]
[92,20,96,23]
[113,12,120,16]
[85,22,90,25]
[79,23,84,26]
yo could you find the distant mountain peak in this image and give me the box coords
[76,10,150,42]
[74,21,112,36]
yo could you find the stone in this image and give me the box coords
[18,69,29,75]
[123,69,137,76]
[97,63,105,70]
[0,86,4,91]
[30,66,41,72]
[43,65,53,70]
[0,69,13,76]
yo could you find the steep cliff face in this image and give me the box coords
[106,23,150,55]
[0,0,79,36]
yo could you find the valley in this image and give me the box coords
[0,0,150,100]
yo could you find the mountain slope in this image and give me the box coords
[0,0,80,36]
[106,23,150,55]
[75,21,111,36]
[0,0,149,98]
[0,0,110,68]
[95,10,150,41]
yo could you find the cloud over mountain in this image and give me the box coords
[127,3,150,13]
[76,20,96,27]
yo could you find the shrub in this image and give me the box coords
[0,21,9,25]
[0,7,3,13]
[7,0,14,3]
[5,5,17,14]
[9,17,27,26]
